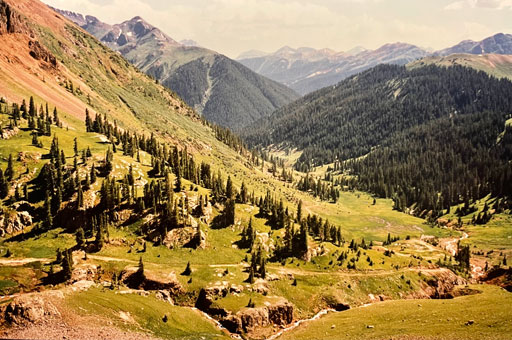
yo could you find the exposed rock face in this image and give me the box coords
[121,266,183,295]
[481,267,512,292]
[267,302,294,326]
[161,227,206,249]
[0,209,32,236]
[1,126,19,139]
[238,307,269,332]
[71,263,98,283]
[155,290,174,305]
[28,40,57,68]
[404,268,467,299]
[195,288,294,335]
[3,295,60,325]
[0,1,25,35]
[236,302,294,333]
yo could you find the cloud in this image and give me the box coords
[445,0,512,10]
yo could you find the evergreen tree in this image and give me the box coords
[43,193,53,230]
[61,248,73,281]
[73,137,78,156]
[0,169,7,199]
[226,176,233,199]
[77,183,84,209]
[296,200,302,223]
[137,256,145,278]
[76,227,85,249]
[90,163,97,184]
[95,222,104,250]
[239,181,247,203]
[182,262,192,276]
[5,154,14,181]
[85,108,92,132]
[53,107,59,126]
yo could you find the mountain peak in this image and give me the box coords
[276,46,296,54]
[438,32,512,55]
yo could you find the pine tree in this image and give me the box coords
[85,108,92,132]
[240,181,247,203]
[5,154,14,181]
[76,227,85,249]
[247,266,255,284]
[182,262,192,276]
[77,183,84,209]
[43,193,53,230]
[296,200,302,223]
[90,163,97,184]
[29,96,36,117]
[226,176,233,199]
[61,248,73,281]
[259,258,266,279]
[284,220,293,255]
[223,199,236,227]
[137,256,145,278]
[0,169,7,199]
[73,137,78,156]
[246,217,256,249]
[95,222,104,250]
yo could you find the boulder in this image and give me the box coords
[155,290,174,305]
[71,263,98,283]
[238,307,269,332]
[1,127,19,140]
[220,315,243,333]
[0,209,32,236]
[3,295,60,325]
[236,301,294,333]
[162,227,206,249]
[267,302,294,326]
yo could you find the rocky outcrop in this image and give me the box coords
[0,208,32,236]
[0,1,26,35]
[121,266,183,295]
[236,301,294,333]
[28,40,57,68]
[2,295,60,325]
[481,267,512,292]
[195,288,294,335]
[1,126,19,139]
[404,268,467,299]
[161,227,206,249]
[155,290,174,305]
[71,263,98,283]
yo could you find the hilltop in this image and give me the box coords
[408,53,512,80]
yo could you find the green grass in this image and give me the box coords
[66,287,229,339]
[279,285,512,340]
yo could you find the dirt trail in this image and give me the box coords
[276,266,449,278]
[0,257,51,266]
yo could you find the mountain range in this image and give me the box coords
[237,33,512,94]
[54,8,299,130]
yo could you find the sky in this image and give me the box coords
[42,0,512,58]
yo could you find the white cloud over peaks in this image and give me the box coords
[445,0,512,10]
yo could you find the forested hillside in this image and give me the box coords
[243,64,512,215]
[55,11,299,130]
